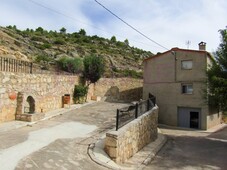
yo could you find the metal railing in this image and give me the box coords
[0,57,32,73]
[116,93,156,130]
[0,56,75,75]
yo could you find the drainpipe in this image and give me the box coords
[171,51,177,82]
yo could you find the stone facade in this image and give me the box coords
[0,72,79,123]
[0,71,143,123]
[105,106,158,163]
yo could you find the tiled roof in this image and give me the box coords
[144,47,213,62]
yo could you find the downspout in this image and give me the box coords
[171,51,177,82]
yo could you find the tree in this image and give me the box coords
[35,27,44,33]
[13,25,17,30]
[79,29,86,36]
[110,36,116,43]
[83,55,104,85]
[207,26,227,111]
[57,57,83,73]
[124,39,129,46]
[60,27,66,34]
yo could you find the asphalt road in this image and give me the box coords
[145,126,227,170]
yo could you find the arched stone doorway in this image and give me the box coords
[25,96,35,114]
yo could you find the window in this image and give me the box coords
[182,84,193,94]
[181,60,193,69]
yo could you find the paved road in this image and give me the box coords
[145,126,227,170]
[0,102,129,170]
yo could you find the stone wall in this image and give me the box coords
[88,78,143,102]
[207,112,222,129]
[0,72,79,123]
[105,106,158,163]
[0,72,143,123]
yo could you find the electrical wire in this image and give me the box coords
[94,0,169,50]
[27,0,162,50]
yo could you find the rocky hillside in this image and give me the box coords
[0,26,153,77]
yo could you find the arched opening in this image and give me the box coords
[25,96,35,114]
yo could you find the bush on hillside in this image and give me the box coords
[53,38,65,45]
[83,55,104,84]
[57,57,83,73]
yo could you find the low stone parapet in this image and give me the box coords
[104,106,158,163]
[15,113,45,122]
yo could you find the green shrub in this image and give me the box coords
[73,85,88,103]
[116,41,125,47]
[37,43,52,50]
[31,36,41,41]
[83,55,104,84]
[113,68,143,79]
[110,36,117,43]
[122,69,142,78]
[35,55,51,63]
[57,57,83,73]
[78,29,86,36]
[42,43,52,49]
[54,38,65,45]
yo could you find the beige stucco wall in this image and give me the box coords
[143,52,175,83]
[143,82,208,129]
[175,51,207,82]
[143,49,221,130]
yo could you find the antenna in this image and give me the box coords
[186,40,191,49]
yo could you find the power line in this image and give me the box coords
[27,0,161,50]
[27,0,100,30]
[94,0,169,50]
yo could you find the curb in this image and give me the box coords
[139,132,167,169]
[88,143,118,170]
[88,129,167,170]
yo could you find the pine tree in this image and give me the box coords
[207,27,227,111]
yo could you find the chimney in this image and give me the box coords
[198,41,206,51]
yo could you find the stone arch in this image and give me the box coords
[26,96,35,114]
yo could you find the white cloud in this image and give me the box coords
[0,0,226,53]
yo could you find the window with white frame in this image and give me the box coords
[181,60,193,69]
[182,84,193,94]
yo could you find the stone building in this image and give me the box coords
[143,42,222,130]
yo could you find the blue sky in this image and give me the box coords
[0,0,226,53]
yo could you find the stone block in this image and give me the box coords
[0,88,6,94]
[91,95,101,101]
[105,137,117,147]
[105,146,117,158]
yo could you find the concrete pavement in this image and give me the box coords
[0,101,95,133]
[0,101,130,170]
[0,101,225,170]
[145,124,227,170]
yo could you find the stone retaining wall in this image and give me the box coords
[105,106,158,163]
[0,71,143,123]
[88,78,143,102]
[0,72,79,123]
